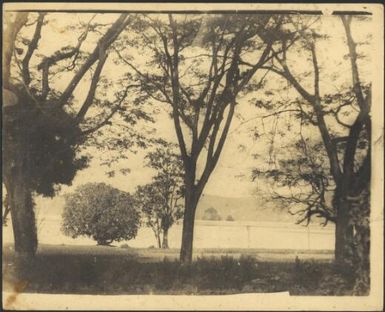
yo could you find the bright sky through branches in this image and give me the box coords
[10,13,374,198]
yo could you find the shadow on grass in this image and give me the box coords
[2,245,357,296]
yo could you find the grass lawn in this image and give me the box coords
[2,244,357,296]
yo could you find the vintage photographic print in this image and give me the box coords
[2,2,383,311]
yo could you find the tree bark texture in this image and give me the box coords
[4,153,37,256]
[162,228,169,249]
[3,104,38,257]
[180,184,198,263]
[157,232,162,249]
[334,197,354,265]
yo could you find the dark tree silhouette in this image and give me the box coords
[254,15,370,289]
[3,13,132,256]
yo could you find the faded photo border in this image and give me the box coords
[2,2,384,311]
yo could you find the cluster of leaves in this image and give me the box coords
[3,87,88,197]
[61,182,140,245]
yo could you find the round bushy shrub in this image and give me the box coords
[202,207,221,221]
[62,183,140,245]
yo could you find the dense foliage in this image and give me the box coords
[62,183,140,245]
[3,87,88,197]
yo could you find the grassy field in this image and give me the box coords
[3,243,334,260]
[2,243,358,296]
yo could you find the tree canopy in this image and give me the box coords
[62,182,140,245]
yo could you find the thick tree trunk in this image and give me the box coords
[6,170,37,257]
[180,186,198,263]
[3,102,38,257]
[97,239,113,246]
[334,200,354,265]
[351,186,370,294]
[162,228,169,249]
[334,164,370,268]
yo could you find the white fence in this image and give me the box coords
[3,217,335,251]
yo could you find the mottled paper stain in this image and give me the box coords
[4,280,29,309]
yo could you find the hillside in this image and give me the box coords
[196,194,296,222]
[33,193,297,223]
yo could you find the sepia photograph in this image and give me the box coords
[2,2,384,310]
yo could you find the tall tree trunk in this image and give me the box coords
[3,103,38,258]
[162,227,169,249]
[156,232,162,249]
[334,179,354,266]
[334,198,354,265]
[5,169,37,257]
[334,156,370,269]
[180,185,198,263]
[351,185,370,294]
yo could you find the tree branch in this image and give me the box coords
[75,51,109,122]
[22,13,46,86]
[57,14,130,107]
[197,100,235,197]
[341,16,367,112]
[168,14,189,164]
[3,12,29,89]
[80,83,139,136]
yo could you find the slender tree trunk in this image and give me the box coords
[156,232,162,249]
[180,185,198,263]
[162,227,169,249]
[2,194,11,226]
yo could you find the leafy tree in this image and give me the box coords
[134,142,184,248]
[2,12,138,256]
[253,15,370,286]
[202,207,222,221]
[62,183,140,246]
[119,13,285,262]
